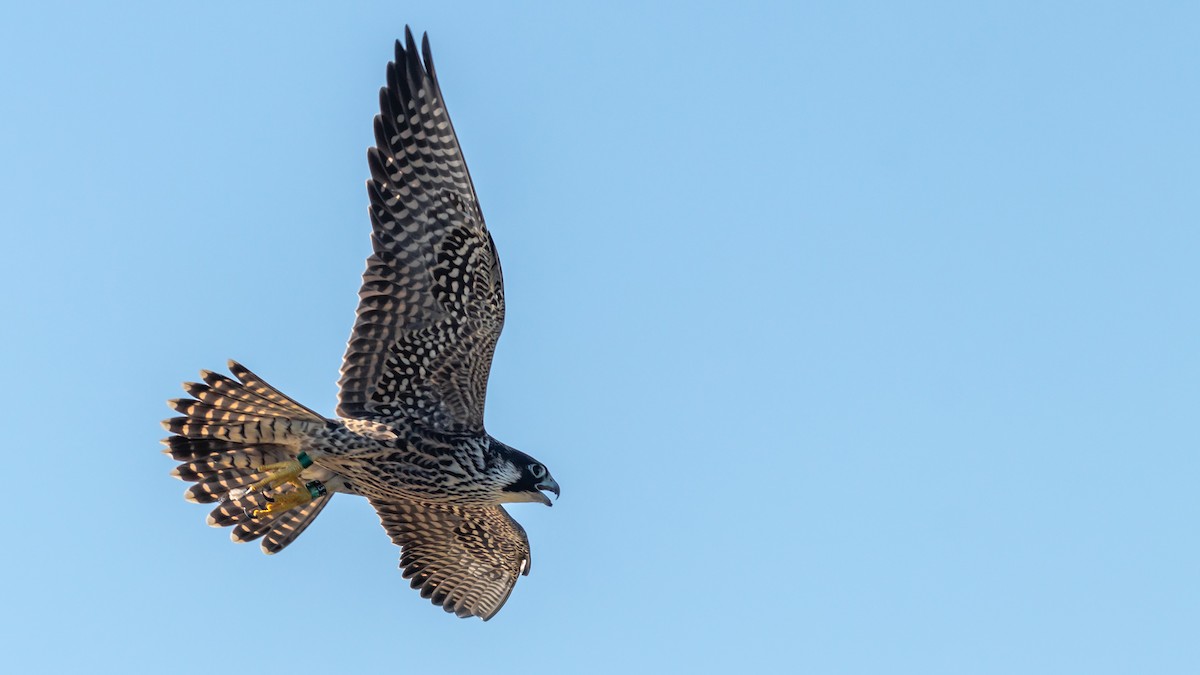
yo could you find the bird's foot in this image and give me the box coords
[248,452,314,494]
[249,459,304,494]
[245,452,323,518]
[251,483,314,518]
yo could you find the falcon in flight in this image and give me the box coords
[163,28,559,621]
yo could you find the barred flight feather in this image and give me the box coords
[371,498,531,621]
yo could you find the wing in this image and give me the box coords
[338,28,505,433]
[370,498,532,621]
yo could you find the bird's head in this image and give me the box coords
[493,442,560,506]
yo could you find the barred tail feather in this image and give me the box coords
[162,413,322,444]
[248,494,332,553]
[261,495,332,553]
[164,360,334,554]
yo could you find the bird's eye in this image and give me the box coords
[529,463,546,479]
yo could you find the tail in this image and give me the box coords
[163,360,334,554]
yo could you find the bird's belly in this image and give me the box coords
[322,453,499,506]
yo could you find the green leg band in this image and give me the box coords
[306,480,327,499]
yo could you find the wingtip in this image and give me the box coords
[404,25,416,50]
[398,27,415,71]
[421,31,436,79]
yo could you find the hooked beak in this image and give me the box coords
[535,477,560,506]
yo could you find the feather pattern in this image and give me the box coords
[371,498,531,620]
[164,361,336,554]
[337,27,505,434]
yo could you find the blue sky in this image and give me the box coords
[2,1,1197,672]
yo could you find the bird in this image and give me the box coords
[162,27,559,621]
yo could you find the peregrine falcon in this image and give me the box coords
[163,28,559,621]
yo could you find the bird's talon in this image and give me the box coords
[248,483,315,519]
[248,458,306,494]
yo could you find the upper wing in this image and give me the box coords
[338,28,505,433]
[370,498,532,621]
